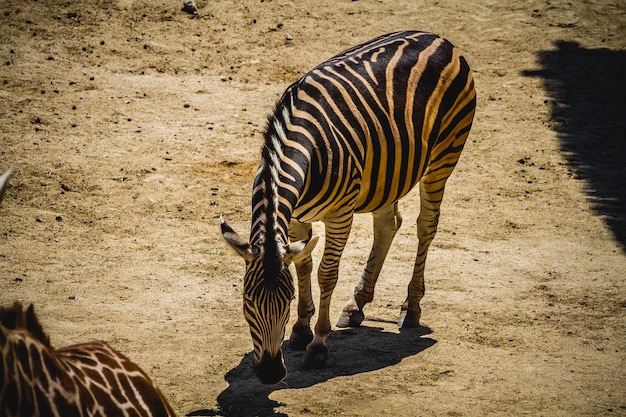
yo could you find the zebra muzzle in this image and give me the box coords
[254,350,287,385]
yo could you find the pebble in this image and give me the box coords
[182,0,198,15]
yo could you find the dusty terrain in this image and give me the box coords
[1,0,625,416]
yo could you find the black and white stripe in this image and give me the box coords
[222,30,476,384]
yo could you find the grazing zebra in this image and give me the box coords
[0,302,177,417]
[221,30,476,385]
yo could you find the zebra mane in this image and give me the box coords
[258,104,290,276]
[0,302,52,348]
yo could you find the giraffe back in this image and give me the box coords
[0,302,176,417]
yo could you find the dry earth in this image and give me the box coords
[1,0,625,416]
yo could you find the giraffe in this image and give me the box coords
[0,302,177,417]
[0,171,176,416]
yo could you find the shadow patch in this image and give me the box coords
[523,41,626,249]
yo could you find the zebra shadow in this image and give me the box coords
[187,324,435,417]
[522,41,626,250]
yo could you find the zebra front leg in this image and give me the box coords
[337,202,402,328]
[305,215,353,368]
[399,179,445,328]
[288,220,316,350]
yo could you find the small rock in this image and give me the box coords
[285,33,294,41]
[182,0,198,15]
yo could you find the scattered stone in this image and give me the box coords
[182,0,198,15]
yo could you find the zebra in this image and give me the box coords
[220,30,476,385]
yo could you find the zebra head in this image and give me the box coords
[220,216,318,384]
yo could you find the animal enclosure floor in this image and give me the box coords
[1,1,625,416]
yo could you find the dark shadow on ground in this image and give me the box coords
[523,41,626,250]
[187,325,435,416]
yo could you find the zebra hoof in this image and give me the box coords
[398,308,421,328]
[336,309,364,328]
[303,343,328,369]
[288,326,313,350]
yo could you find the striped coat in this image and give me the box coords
[222,30,476,384]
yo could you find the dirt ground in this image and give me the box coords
[1,0,625,416]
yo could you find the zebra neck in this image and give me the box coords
[250,161,294,250]
[251,91,312,249]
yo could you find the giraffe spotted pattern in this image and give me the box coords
[0,302,176,417]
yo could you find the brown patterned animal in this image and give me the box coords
[0,168,175,416]
[0,302,177,416]
[0,303,177,415]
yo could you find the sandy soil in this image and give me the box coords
[1,0,625,416]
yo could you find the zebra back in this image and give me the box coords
[259,30,476,226]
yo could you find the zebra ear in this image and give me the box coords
[220,215,255,261]
[284,235,319,265]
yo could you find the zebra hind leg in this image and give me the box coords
[399,178,446,328]
[337,202,402,328]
